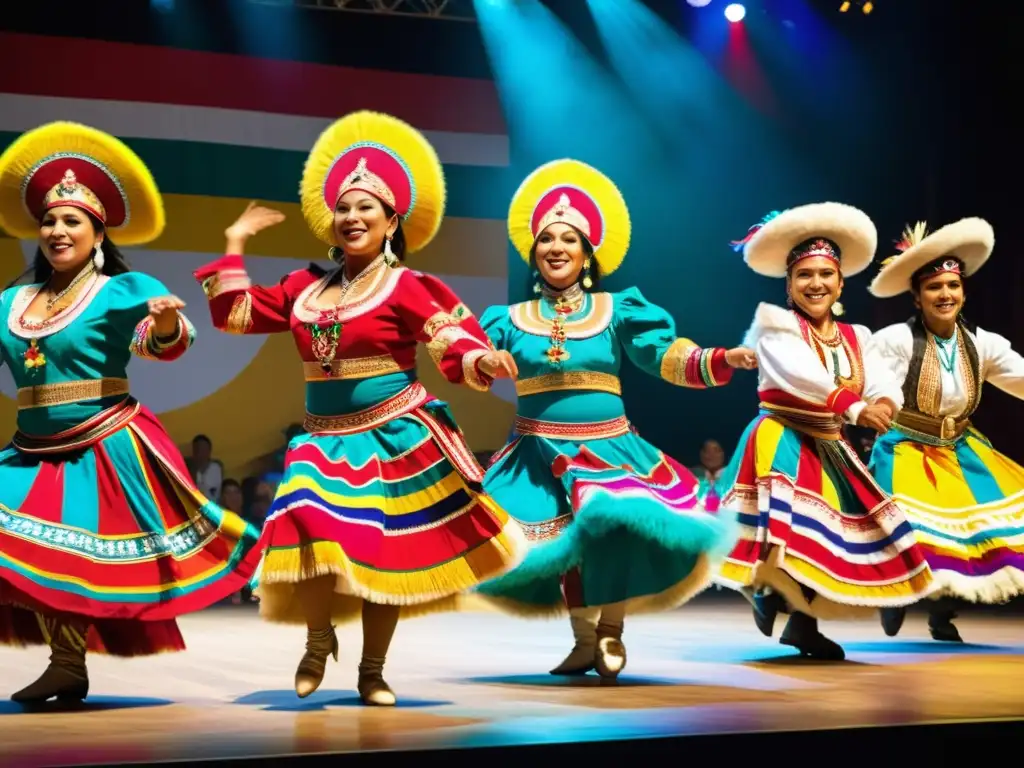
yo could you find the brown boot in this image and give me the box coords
[594,607,626,679]
[11,617,89,704]
[357,655,395,706]
[294,626,338,698]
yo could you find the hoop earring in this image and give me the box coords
[328,246,342,263]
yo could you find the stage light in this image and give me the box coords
[839,1,875,13]
[862,1,873,12]
[686,0,713,6]
[839,1,850,10]
[724,3,745,22]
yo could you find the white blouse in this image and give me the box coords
[743,303,905,424]
[868,323,1024,418]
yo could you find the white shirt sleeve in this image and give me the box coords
[977,327,1024,401]
[860,323,910,412]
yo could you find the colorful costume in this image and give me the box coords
[0,122,260,703]
[193,111,524,703]
[475,159,739,678]
[714,203,936,659]
[867,218,1024,641]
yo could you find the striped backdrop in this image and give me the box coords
[0,32,516,478]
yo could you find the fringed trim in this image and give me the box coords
[931,567,1024,604]
[717,545,937,620]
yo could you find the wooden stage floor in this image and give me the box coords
[0,596,1022,767]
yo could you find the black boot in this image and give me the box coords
[928,600,963,642]
[779,612,845,660]
[880,607,906,637]
[11,616,89,704]
[752,589,786,637]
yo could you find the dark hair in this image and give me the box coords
[192,434,212,447]
[910,255,965,291]
[526,225,601,295]
[5,210,132,290]
[222,478,241,492]
[324,200,407,288]
[786,238,841,271]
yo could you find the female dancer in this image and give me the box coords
[0,121,261,703]
[193,111,524,705]
[867,218,1024,642]
[714,203,936,660]
[474,159,753,678]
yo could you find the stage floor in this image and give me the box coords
[0,596,1022,766]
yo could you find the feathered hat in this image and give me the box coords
[730,202,876,278]
[507,159,631,277]
[868,218,994,298]
[0,121,165,245]
[299,110,445,254]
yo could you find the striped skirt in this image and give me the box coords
[253,397,525,625]
[870,426,1024,603]
[714,413,936,619]
[0,399,262,656]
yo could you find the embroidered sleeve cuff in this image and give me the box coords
[463,349,492,392]
[193,255,252,299]
[827,386,862,416]
[660,339,732,388]
[131,315,196,361]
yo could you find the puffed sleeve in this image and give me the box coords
[394,270,495,392]
[192,254,302,335]
[977,327,1024,400]
[479,304,511,352]
[860,323,911,412]
[613,287,734,388]
[108,272,197,362]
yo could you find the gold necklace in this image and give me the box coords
[45,263,95,312]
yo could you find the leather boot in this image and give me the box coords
[357,655,396,706]
[594,614,626,679]
[11,616,89,704]
[294,626,338,698]
[550,607,598,675]
[779,612,845,661]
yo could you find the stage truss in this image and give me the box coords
[245,0,477,22]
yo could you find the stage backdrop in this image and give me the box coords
[0,27,516,479]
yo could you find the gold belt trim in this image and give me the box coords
[513,414,631,441]
[14,398,141,454]
[303,355,410,382]
[303,382,429,435]
[515,371,622,398]
[894,410,970,444]
[760,402,843,441]
[17,378,130,410]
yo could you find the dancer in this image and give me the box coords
[0,121,261,703]
[193,111,524,705]
[714,203,936,660]
[867,219,1024,642]
[474,159,753,678]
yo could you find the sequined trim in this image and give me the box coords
[292,259,402,326]
[518,514,572,542]
[303,355,410,381]
[516,371,621,397]
[513,414,631,441]
[17,378,129,410]
[509,293,614,339]
[8,275,110,340]
[225,293,254,335]
[303,382,429,435]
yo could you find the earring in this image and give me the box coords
[786,294,794,308]
[383,236,398,267]
[581,258,593,290]
[93,243,105,271]
[532,270,542,295]
[328,246,342,263]
[832,300,845,316]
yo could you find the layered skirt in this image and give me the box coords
[254,384,525,624]
[0,398,262,656]
[715,411,936,619]
[474,416,737,616]
[870,426,1024,603]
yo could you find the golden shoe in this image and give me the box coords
[594,636,626,679]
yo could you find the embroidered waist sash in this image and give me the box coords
[893,409,970,446]
[17,378,130,410]
[303,382,432,435]
[758,390,844,441]
[515,371,622,398]
[14,397,141,454]
[302,355,412,382]
[513,414,632,441]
